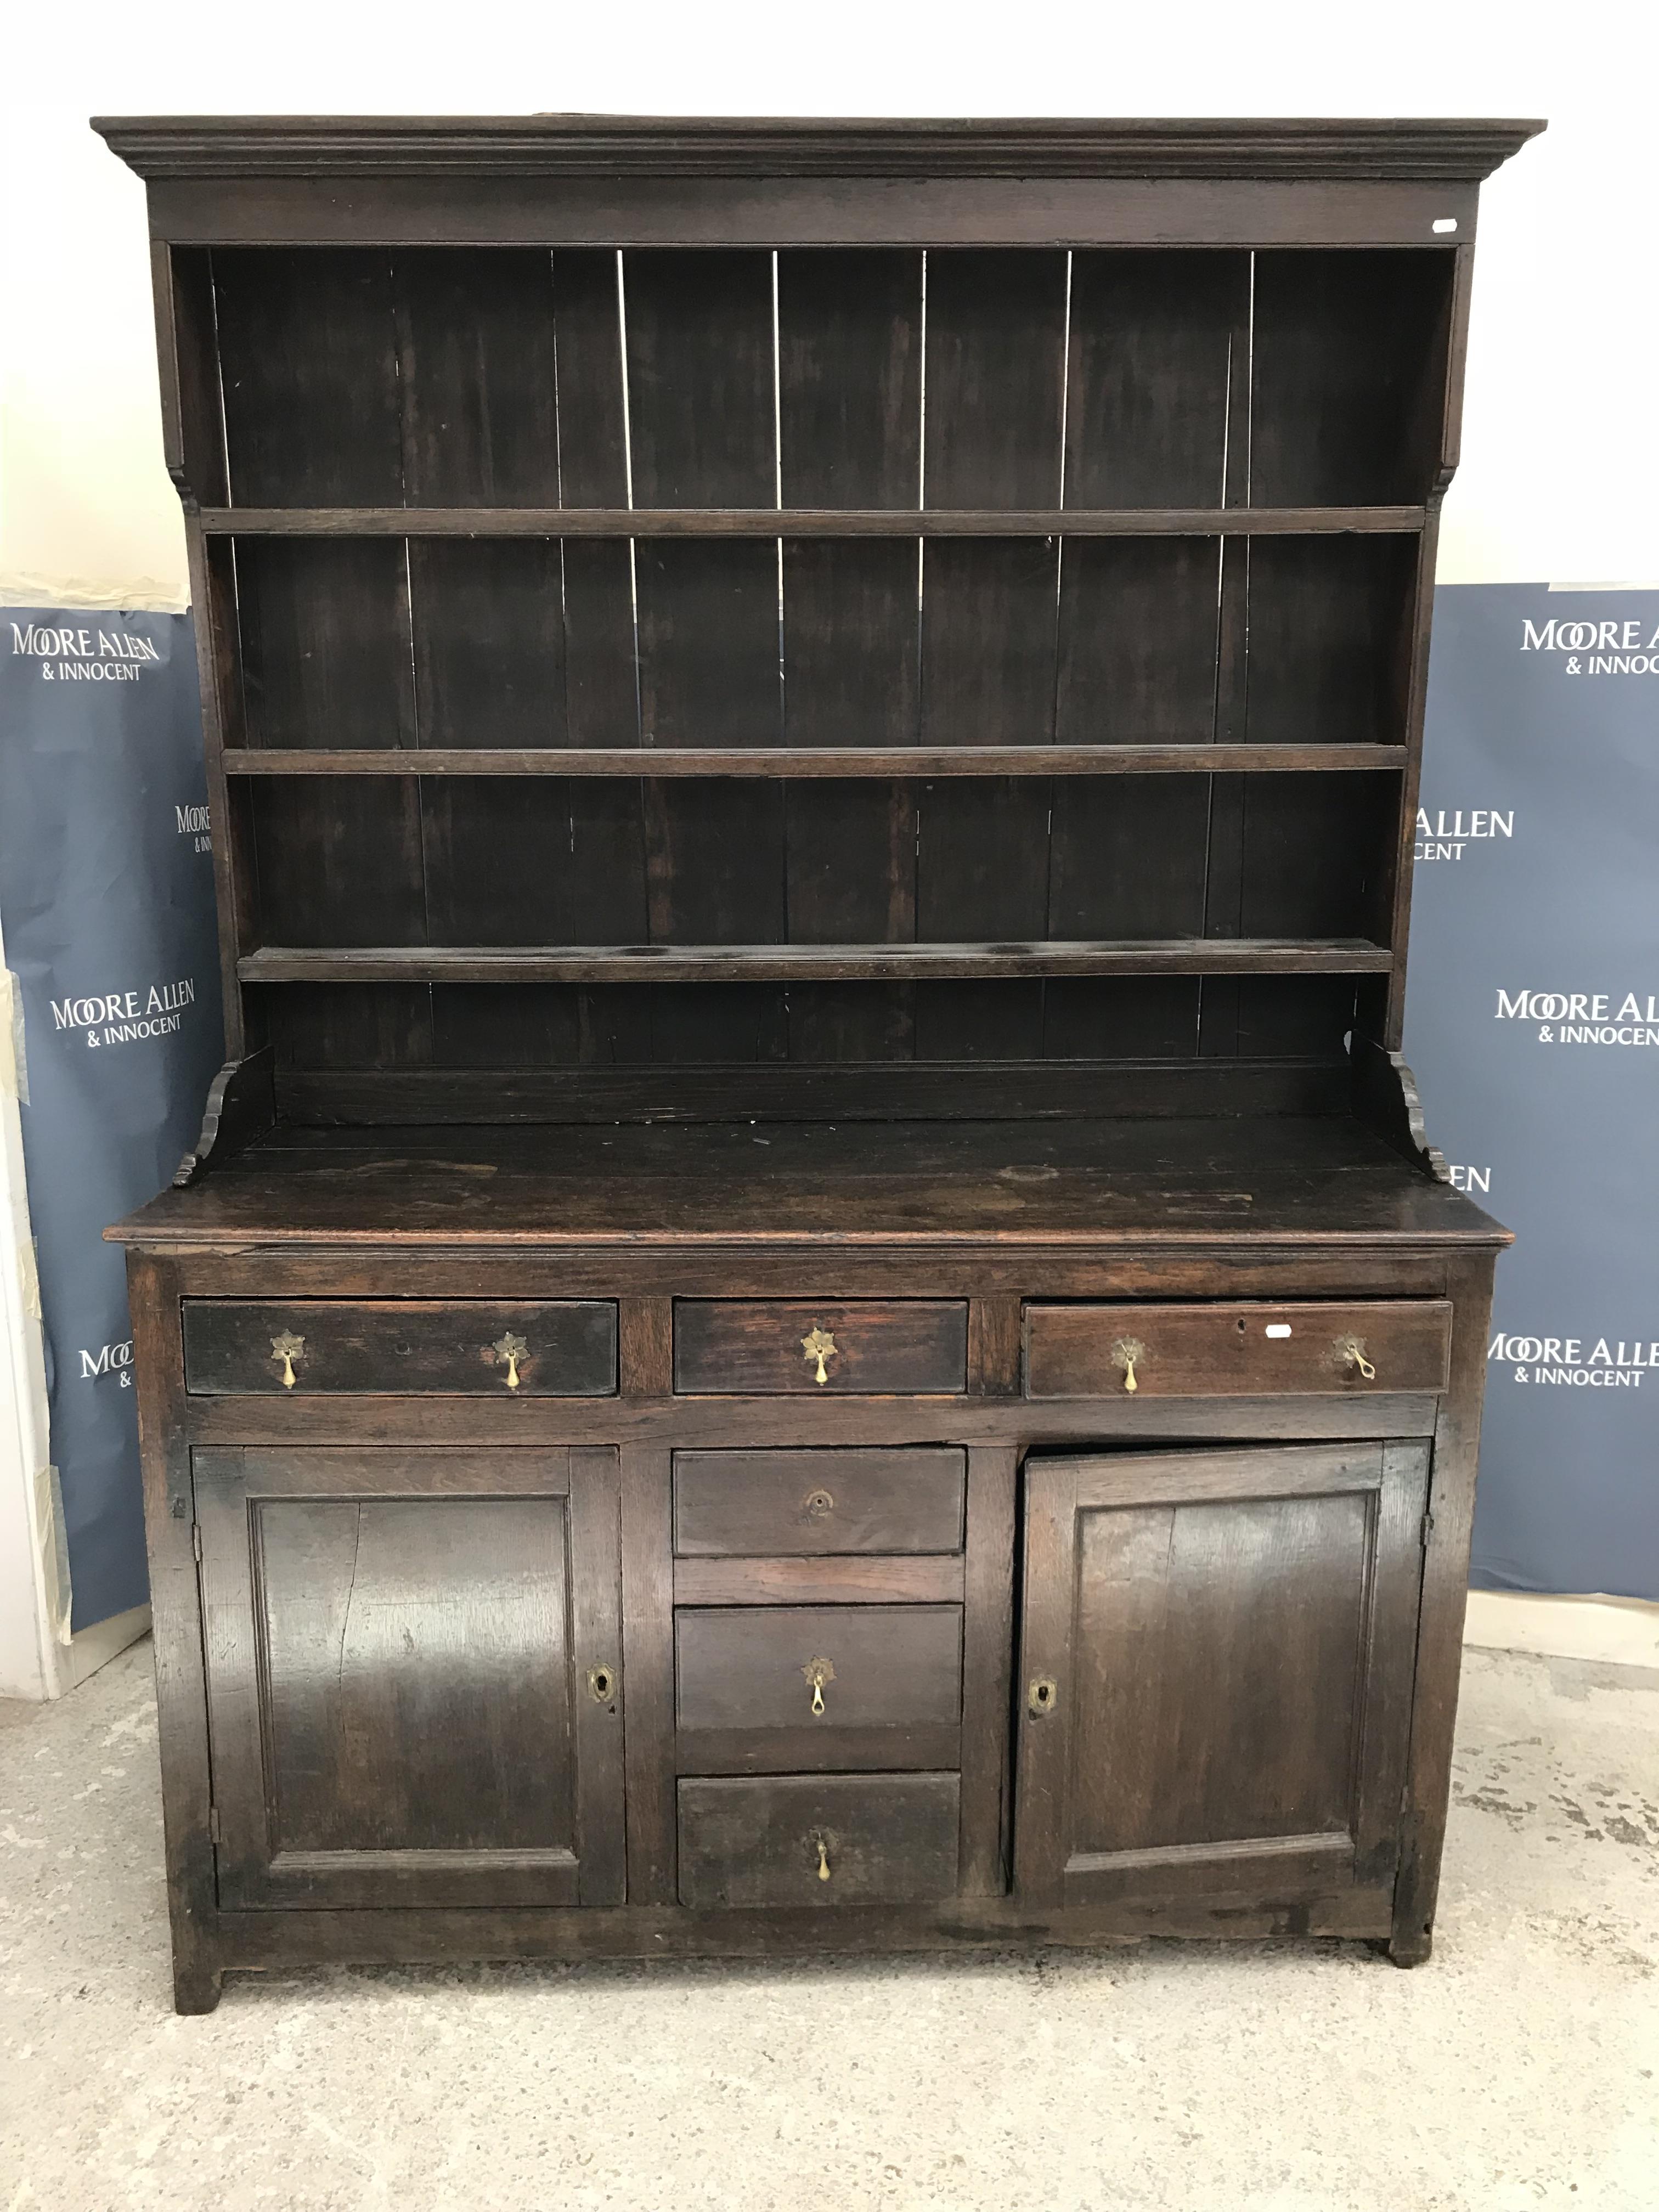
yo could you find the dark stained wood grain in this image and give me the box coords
[673,1447,966,1556]
[238,938,1395,985]
[222,742,1410,777]
[194,1444,626,1910]
[1014,1442,1427,1906]
[673,1556,966,1606]
[674,1300,968,1395]
[619,1444,676,1905]
[96,116,1544,185]
[958,1446,1017,1895]
[204,504,1427,537]
[1024,1299,1452,1399]
[967,1297,1023,1397]
[182,1298,618,1396]
[677,1774,961,1910]
[125,1252,222,2012]
[675,1604,962,1733]
[1391,1253,1496,1963]
[1251,250,1456,506]
[109,116,1526,2002]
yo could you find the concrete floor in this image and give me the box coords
[1,1641,1655,2212]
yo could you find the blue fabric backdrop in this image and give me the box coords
[1404,584,1659,1601]
[0,609,222,1629]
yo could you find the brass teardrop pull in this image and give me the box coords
[269,1331,304,1390]
[800,1326,837,1386]
[1110,1336,1146,1395]
[813,1831,832,1882]
[1336,1334,1378,1382]
[489,1330,528,1389]
[803,1656,835,1716]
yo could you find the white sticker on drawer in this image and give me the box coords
[1265,1324,1293,1338]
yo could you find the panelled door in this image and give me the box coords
[1013,1442,1429,1908]
[195,1447,624,1910]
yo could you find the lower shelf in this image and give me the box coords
[237,937,1396,985]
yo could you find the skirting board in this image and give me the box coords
[50,1604,152,1697]
[1464,1591,1659,1669]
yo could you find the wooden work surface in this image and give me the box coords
[109,1115,1507,1249]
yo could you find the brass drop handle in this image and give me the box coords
[812,1831,832,1882]
[489,1330,528,1390]
[800,1325,837,1386]
[803,1655,836,1716]
[1337,1335,1378,1382]
[1110,1336,1146,1395]
[269,1331,304,1390]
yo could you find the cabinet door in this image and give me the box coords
[195,1446,624,1910]
[1013,1442,1427,1908]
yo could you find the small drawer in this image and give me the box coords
[182,1300,618,1397]
[673,1300,967,1395]
[678,1774,961,1910]
[1023,1299,1453,1401]
[673,1448,966,1556]
[676,1604,962,1736]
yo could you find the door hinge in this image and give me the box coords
[191,1521,202,1564]
[207,1804,221,1845]
[1420,1509,1435,1550]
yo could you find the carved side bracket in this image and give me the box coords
[1348,1035,1451,1183]
[173,1048,276,1187]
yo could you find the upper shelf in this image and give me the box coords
[199,506,1426,540]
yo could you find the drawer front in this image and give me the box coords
[673,1300,967,1396]
[1023,1300,1453,1401]
[674,1448,967,1556]
[676,1605,962,1733]
[678,1774,961,1909]
[182,1300,618,1397]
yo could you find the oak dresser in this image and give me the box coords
[95,112,1539,2010]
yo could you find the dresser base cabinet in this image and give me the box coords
[117,1226,1502,2013]
[96,110,1534,2009]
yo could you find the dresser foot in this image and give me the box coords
[173,1961,223,2015]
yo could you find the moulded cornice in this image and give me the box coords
[91,114,1546,184]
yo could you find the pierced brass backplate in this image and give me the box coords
[269,1330,304,1390]
[1334,1334,1378,1381]
[800,1325,837,1386]
[488,1330,529,1389]
[802,1655,836,1715]
[1110,1336,1147,1395]
[586,1663,617,1705]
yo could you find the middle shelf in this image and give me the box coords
[238,939,1396,985]
[222,744,1408,780]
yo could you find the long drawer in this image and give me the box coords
[1023,1300,1453,1400]
[182,1300,618,1397]
[673,1448,967,1556]
[673,1300,968,1395]
[678,1774,961,1909]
